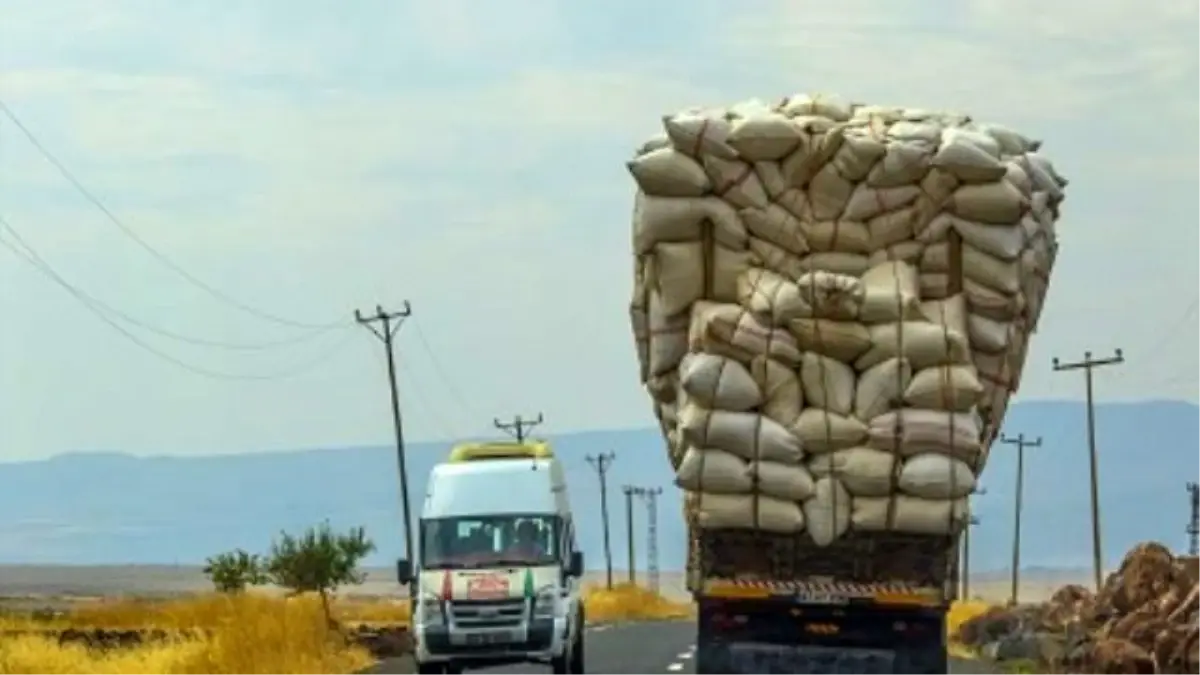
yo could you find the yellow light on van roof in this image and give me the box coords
[447,441,554,463]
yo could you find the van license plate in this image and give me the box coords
[464,630,516,646]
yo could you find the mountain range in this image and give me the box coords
[0,400,1195,573]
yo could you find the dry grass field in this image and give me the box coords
[0,564,1085,673]
[0,578,692,674]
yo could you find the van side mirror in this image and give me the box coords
[396,558,413,586]
[568,551,584,577]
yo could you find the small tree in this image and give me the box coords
[203,549,267,593]
[266,521,376,624]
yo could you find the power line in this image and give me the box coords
[409,317,480,424]
[0,217,355,381]
[0,99,341,331]
[0,215,341,351]
[1053,349,1124,592]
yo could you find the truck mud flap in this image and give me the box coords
[698,642,896,674]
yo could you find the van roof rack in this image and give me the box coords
[447,441,554,463]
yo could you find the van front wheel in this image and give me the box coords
[552,613,584,674]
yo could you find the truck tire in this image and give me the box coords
[569,620,585,673]
[552,610,584,674]
[415,661,443,674]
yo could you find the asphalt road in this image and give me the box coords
[373,620,995,674]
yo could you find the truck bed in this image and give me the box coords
[687,528,959,603]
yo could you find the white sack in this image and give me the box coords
[964,277,1025,321]
[703,155,770,210]
[918,295,970,337]
[679,403,803,464]
[867,141,932,188]
[859,260,921,323]
[679,353,763,411]
[856,322,971,371]
[690,303,802,367]
[867,408,983,463]
[962,246,1021,295]
[751,460,817,502]
[795,271,863,320]
[793,408,868,453]
[676,447,751,493]
[931,128,1006,183]
[843,184,922,222]
[748,237,806,280]
[726,113,804,161]
[711,245,755,303]
[632,193,747,254]
[780,93,853,121]
[948,181,1027,225]
[800,352,856,416]
[852,495,968,534]
[808,447,896,497]
[802,220,871,254]
[898,453,977,499]
[905,365,983,411]
[868,208,920,251]
[650,241,704,317]
[627,147,711,197]
[788,319,873,363]
[741,205,810,256]
[803,477,852,547]
[797,252,872,277]
[856,357,913,420]
[694,492,806,533]
[737,267,806,323]
[663,111,735,159]
[647,291,689,376]
[968,313,1012,353]
[750,356,804,427]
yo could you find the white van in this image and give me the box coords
[396,441,586,674]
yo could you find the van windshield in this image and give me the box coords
[420,514,560,570]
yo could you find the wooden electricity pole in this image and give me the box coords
[623,485,638,584]
[354,302,415,568]
[586,452,617,589]
[1053,349,1124,591]
[1000,433,1042,606]
[494,413,544,443]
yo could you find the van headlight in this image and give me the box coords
[533,587,559,619]
[418,594,446,623]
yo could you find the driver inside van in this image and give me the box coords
[503,520,545,559]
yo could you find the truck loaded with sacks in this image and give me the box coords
[625,92,1067,674]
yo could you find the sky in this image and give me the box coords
[0,0,1196,461]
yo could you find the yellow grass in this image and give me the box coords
[0,584,694,674]
[0,594,374,674]
[946,600,994,661]
[582,583,696,622]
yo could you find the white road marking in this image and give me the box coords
[587,624,612,633]
[666,663,684,672]
[677,650,694,659]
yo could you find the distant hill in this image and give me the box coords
[0,400,1195,573]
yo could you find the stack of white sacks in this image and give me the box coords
[627,93,1067,546]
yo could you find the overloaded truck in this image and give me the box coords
[625,93,1067,673]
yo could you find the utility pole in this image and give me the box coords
[962,486,985,601]
[494,413,544,443]
[623,485,638,584]
[355,302,415,569]
[1000,433,1041,606]
[1188,483,1199,556]
[635,487,663,593]
[1053,349,1124,592]
[961,515,980,600]
[586,452,617,589]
